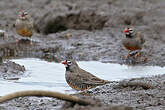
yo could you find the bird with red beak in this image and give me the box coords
[122,27,145,59]
[62,60,110,91]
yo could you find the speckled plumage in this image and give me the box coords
[62,60,110,91]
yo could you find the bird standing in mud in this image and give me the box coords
[122,27,145,59]
[62,60,110,91]
[15,11,33,45]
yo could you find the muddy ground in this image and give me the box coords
[0,0,165,109]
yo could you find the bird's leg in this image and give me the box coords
[133,51,141,59]
[125,51,132,59]
[16,37,21,44]
[16,39,19,43]
[30,38,32,46]
[25,37,32,46]
[80,86,92,93]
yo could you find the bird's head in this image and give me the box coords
[62,60,79,71]
[124,27,134,37]
[19,11,30,20]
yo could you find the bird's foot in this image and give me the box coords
[143,57,148,62]
[122,51,140,65]
[124,54,130,60]
[133,51,141,60]
[122,51,148,65]
[124,51,136,59]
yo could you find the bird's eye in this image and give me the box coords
[24,12,28,16]
[129,28,133,32]
[67,61,72,65]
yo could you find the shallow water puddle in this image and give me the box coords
[0,58,165,96]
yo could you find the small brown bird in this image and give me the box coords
[15,11,33,45]
[122,27,145,58]
[62,60,110,91]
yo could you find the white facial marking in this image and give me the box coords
[67,61,72,65]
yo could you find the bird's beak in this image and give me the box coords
[62,60,68,68]
[124,29,130,35]
[124,28,129,33]
[19,14,25,19]
[62,61,67,65]
[21,14,24,17]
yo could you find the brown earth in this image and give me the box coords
[0,0,165,110]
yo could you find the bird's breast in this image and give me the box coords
[16,19,33,37]
[16,28,33,37]
[122,38,142,51]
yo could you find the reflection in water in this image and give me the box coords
[0,58,164,96]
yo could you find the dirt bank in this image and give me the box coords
[0,61,25,80]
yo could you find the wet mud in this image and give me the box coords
[0,0,165,109]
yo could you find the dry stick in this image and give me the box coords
[0,90,92,105]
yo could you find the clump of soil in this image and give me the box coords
[0,96,63,110]
[0,61,25,80]
[36,9,108,34]
[61,97,134,110]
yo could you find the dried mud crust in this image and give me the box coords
[0,97,63,110]
[0,0,164,110]
[87,75,165,110]
[0,61,25,80]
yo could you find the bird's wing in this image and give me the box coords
[136,32,145,44]
[76,68,109,85]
